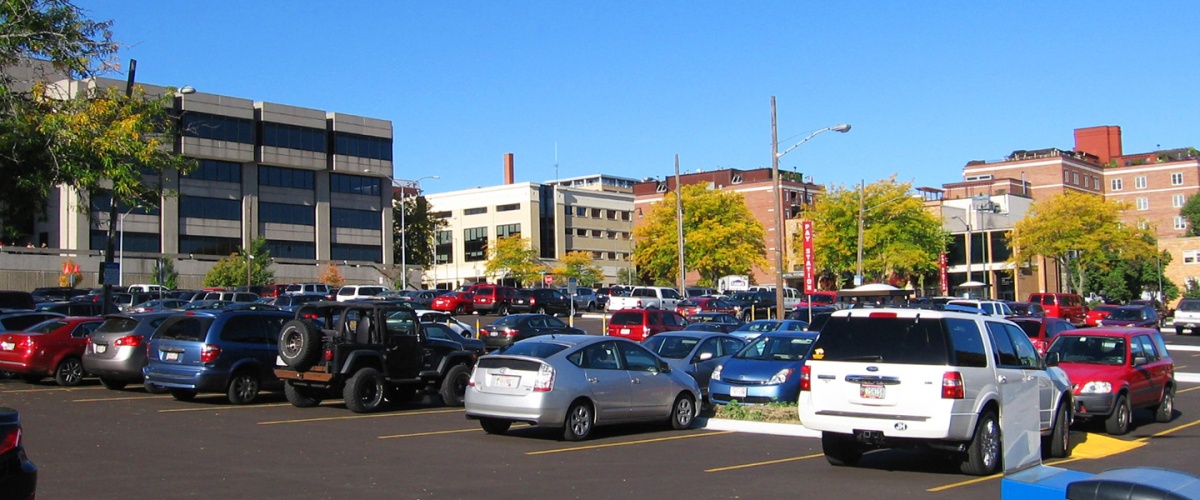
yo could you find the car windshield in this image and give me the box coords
[501,342,569,359]
[736,321,780,333]
[642,335,699,359]
[735,335,814,361]
[1175,300,1200,312]
[1048,336,1126,365]
[689,315,725,324]
[728,292,757,301]
[1107,309,1144,320]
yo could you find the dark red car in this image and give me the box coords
[432,291,475,315]
[1045,327,1175,435]
[1084,304,1121,327]
[0,316,104,386]
[607,309,686,341]
[675,297,737,317]
[1009,316,1076,356]
[1095,305,1159,328]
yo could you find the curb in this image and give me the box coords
[694,417,820,438]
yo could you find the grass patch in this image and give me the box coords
[712,401,800,424]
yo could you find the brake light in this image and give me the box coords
[504,330,517,337]
[302,313,320,320]
[533,364,555,392]
[113,335,143,347]
[868,312,898,318]
[942,371,964,399]
[0,426,19,455]
[324,349,333,361]
[17,337,35,352]
[799,365,811,391]
[200,344,221,363]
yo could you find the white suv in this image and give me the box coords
[946,299,1013,317]
[336,285,389,302]
[798,307,1073,476]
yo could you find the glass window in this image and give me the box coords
[1137,197,1149,210]
[259,166,315,190]
[1175,194,1186,208]
[262,122,327,153]
[496,223,521,239]
[330,207,380,230]
[464,207,487,215]
[496,203,520,212]
[179,235,240,256]
[1136,176,1147,189]
[1176,216,1188,231]
[1072,172,1079,185]
[435,230,453,264]
[266,240,316,259]
[260,201,315,226]
[617,341,659,372]
[331,244,381,262]
[183,159,242,183]
[575,342,622,370]
[986,322,1020,367]
[1172,173,1184,186]
[180,196,241,221]
[181,112,254,143]
[1111,178,1123,191]
[333,132,392,161]
[464,227,487,262]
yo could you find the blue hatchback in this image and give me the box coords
[143,310,290,404]
[709,332,817,405]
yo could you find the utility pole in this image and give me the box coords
[675,155,686,296]
[102,59,136,315]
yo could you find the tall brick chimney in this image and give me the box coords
[504,153,514,184]
[1074,126,1122,165]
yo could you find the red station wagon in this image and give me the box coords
[1045,327,1175,435]
[1029,293,1088,326]
[607,309,686,341]
[0,316,104,386]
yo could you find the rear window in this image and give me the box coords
[643,335,699,359]
[1178,300,1200,312]
[157,317,212,342]
[494,342,568,359]
[736,335,814,361]
[611,312,645,326]
[489,315,521,327]
[96,317,140,334]
[1014,321,1041,339]
[814,316,969,366]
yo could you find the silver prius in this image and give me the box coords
[465,335,701,441]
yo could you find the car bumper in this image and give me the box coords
[0,449,36,499]
[464,388,570,428]
[709,379,798,405]
[0,358,46,377]
[1074,393,1117,418]
[82,351,145,381]
[142,364,229,392]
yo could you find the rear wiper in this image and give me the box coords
[839,355,883,362]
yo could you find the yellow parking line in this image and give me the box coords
[1179,386,1200,394]
[927,473,1002,492]
[0,386,106,394]
[705,453,823,472]
[1135,416,1200,441]
[526,431,733,456]
[73,395,173,402]
[259,408,464,425]
[379,428,482,439]
[160,402,297,413]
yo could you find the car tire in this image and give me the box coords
[144,383,169,394]
[344,367,385,414]
[455,305,466,315]
[821,432,862,466]
[668,393,696,430]
[1043,402,1070,459]
[586,302,594,312]
[284,381,322,408]
[480,418,512,435]
[99,377,128,390]
[169,388,197,402]
[961,410,1002,476]
[278,319,323,371]
[497,304,509,316]
[54,357,85,386]
[1176,327,1185,335]
[1155,386,1175,423]
[1105,394,1132,435]
[440,364,471,407]
[226,371,260,405]
[563,400,594,441]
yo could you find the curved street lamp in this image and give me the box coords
[771,96,850,319]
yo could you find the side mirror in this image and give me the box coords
[1045,351,1060,366]
[696,352,714,362]
[658,361,671,373]
[1133,355,1148,367]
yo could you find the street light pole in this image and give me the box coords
[102,59,137,314]
[771,96,850,319]
[399,175,439,291]
[118,205,142,287]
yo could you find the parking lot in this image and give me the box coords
[7,323,1200,499]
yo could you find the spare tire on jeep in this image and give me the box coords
[278,319,322,370]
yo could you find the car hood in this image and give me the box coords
[1056,362,1123,385]
[717,357,804,382]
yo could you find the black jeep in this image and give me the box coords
[274,301,478,413]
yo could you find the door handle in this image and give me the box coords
[588,377,598,383]
[632,378,641,384]
[998,376,1008,384]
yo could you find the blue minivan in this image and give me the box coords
[143,310,290,404]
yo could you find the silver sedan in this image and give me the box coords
[464,335,701,441]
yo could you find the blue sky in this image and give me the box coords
[77,1,1200,193]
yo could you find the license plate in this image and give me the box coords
[165,351,180,361]
[489,332,499,337]
[860,383,885,399]
[620,328,630,335]
[730,386,748,398]
[95,344,107,354]
[493,374,519,389]
[0,342,12,351]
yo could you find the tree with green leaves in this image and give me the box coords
[0,0,191,240]
[152,257,179,290]
[1181,193,1200,237]
[552,251,604,287]
[484,236,546,286]
[202,237,273,288]
[394,195,443,268]
[633,184,767,287]
[1009,192,1157,295]
[808,177,948,289]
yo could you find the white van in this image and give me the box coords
[126,284,169,294]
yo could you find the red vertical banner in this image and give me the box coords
[802,220,815,295]
[939,253,949,295]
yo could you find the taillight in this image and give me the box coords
[324,349,333,361]
[468,368,476,387]
[0,426,20,455]
[113,335,143,347]
[942,371,964,399]
[200,344,221,363]
[504,330,517,337]
[799,365,811,391]
[533,364,555,392]
[17,337,35,352]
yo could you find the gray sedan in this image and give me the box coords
[641,331,746,400]
[465,335,700,441]
[82,312,175,391]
